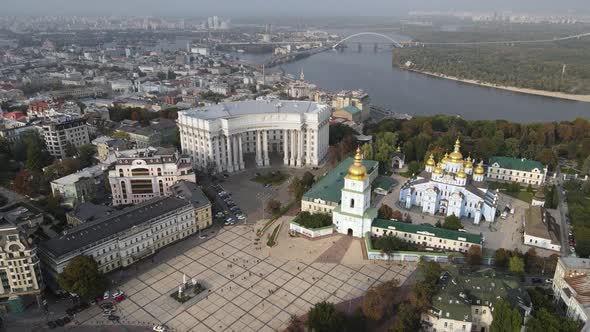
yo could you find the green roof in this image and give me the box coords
[431,265,530,322]
[303,157,378,203]
[373,176,395,191]
[489,156,544,172]
[341,105,361,115]
[371,219,483,244]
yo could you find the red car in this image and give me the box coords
[114,294,126,303]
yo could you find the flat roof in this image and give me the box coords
[371,219,483,244]
[40,196,190,258]
[303,157,378,203]
[524,206,560,245]
[51,165,106,186]
[180,100,327,121]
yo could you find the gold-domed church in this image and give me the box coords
[399,138,498,224]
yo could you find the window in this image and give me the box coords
[350,199,355,208]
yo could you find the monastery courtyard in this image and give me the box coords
[73,224,416,331]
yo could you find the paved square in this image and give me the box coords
[81,225,416,331]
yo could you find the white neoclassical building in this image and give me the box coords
[177,100,331,173]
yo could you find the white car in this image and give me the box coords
[236,214,246,220]
[112,290,124,298]
[153,325,168,332]
[103,291,110,300]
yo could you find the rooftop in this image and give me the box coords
[431,266,530,322]
[170,181,211,210]
[341,105,361,115]
[489,156,545,172]
[69,203,115,223]
[180,100,328,121]
[51,164,106,186]
[561,257,590,271]
[524,206,560,245]
[371,219,483,244]
[40,196,190,258]
[303,157,378,203]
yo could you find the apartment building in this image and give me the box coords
[36,114,90,159]
[552,257,590,328]
[108,147,195,206]
[50,164,108,207]
[170,181,212,231]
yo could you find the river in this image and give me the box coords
[234,40,589,123]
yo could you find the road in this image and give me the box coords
[555,169,572,256]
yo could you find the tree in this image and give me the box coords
[288,178,304,199]
[466,246,483,265]
[286,315,303,332]
[494,248,510,268]
[490,300,522,332]
[266,199,282,215]
[378,204,394,219]
[442,215,462,231]
[389,303,421,332]
[26,141,44,171]
[300,171,315,190]
[64,141,78,158]
[509,256,525,276]
[77,144,97,168]
[13,170,32,196]
[58,255,108,300]
[361,279,399,321]
[391,210,403,220]
[307,301,344,332]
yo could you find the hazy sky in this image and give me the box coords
[2,0,589,17]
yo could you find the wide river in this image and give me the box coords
[236,40,590,123]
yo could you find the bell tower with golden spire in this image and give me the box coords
[332,146,375,237]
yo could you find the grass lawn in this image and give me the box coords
[251,171,290,186]
[503,190,534,204]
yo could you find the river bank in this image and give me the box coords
[403,68,590,103]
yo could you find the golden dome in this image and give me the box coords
[396,145,401,153]
[433,162,443,175]
[457,167,467,179]
[449,137,463,163]
[441,153,450,164]
[346,147,367,181]
[474,160,485,175]
[464,156,474,169]
[426,154,436,167]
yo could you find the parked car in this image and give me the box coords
[532,278,543,284]
[108,315,120,321]
[103,291,110,300]
[236,214,246,220]
[102,310,113,317]
[545,278,553,284]
[112,290,124,298]
[47,321,57,329]
[153,325,168,332]
[114,294,126,303]
[62,317,71,324]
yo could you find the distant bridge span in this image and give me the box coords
[332,32,404,48]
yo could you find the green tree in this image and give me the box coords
[490,300,522,332]
[307,301,344,332]
[389,303,421,332]
[378,204,394,219]
[64,141,78,158]
[509,256,525,276]
[266,199,282,215]
[466,245,483,265]
[57,255,108,300]
[77,144,96,168]
[494,248,510,268]
[363,143,374,160]
[442,215,462,231]
[286,315,303,332]
[361,279,399,321]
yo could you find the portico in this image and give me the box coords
[178,100,331,173]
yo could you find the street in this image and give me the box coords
[555,169,572,257]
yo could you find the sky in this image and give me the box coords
[2,0,589,17]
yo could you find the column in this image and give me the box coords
[283,130,289,165]
[214,139,222,173]
[256,130,263,167]
[238,134,245,170]
[263,130,270,166]
[297,129,303,167]
[232,135,239,171]
[306,129,312,166]
[290,129,296,166]
[226,135,234,172]
[220,135,227,171]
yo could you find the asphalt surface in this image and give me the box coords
[555,169,573,256]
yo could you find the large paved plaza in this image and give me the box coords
[74,225,415,332]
